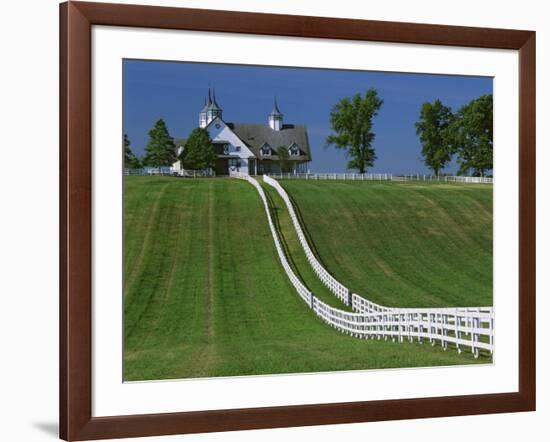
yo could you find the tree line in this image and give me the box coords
[326,89,493,176]
[124,119,218,171]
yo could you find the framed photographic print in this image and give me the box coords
[60,1,536,440]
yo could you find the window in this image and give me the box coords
[223,144,229,155]
[261,144,271,156]
[235,146,241,152]
[229,158,241,168]
[289,143,300,156]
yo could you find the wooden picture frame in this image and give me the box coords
[59,1,536,440]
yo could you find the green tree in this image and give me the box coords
[181,127,217,171]
[326,89,383,173]
[276,145,291,173]
[415,99,454,176]
[449,94,493,176]
[143,119,176,167]
[124,133,141,168]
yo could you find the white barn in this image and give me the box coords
[172,89,312,175]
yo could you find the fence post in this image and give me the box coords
[398,310,407,343]
[442,314,448,350]
[428,313,433,345]
[455,309,461,354]
[490,312,494,355]
[406,312,411,343]
[472,310,480,358]
[417,313,423,344]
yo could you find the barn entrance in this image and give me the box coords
[215,158,229,175]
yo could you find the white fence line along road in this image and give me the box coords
[267,173,493,184]
[261,174,494,358]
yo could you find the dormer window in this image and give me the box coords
[289,143,300,156]
[260,143,272,156]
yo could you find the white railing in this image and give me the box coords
[444,176,493,184]
[124,167,216,177]
[267,172,493,184]
[268,172,392,181]
[392,174,493,184]
[124,167,173,176]
[262,175,494,357]
[264,175,351,305]
[314,297,493,356]
[233,173,312,305]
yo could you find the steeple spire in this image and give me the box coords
[199,87,223,127]
[269,97,283,130]
[199,90,210,127]
[271,97,282,116]
[207,88,213,106]
[210,88,221,110]
[212,88,220,108]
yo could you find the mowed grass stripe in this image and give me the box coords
[124,181,168,296]
[124,177,489,381]
[125,180,212,379]
[281,181,492,308]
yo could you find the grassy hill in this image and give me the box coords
[280,180,492,308]
[124,177,488,381]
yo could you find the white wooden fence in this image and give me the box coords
[391,174,493,184]
[267,172,493,184]
[124,167,215,177]
[233,173,313,306]
[124,167,173,176]
[263,175,351,305]
[444,176,493,184]
[262,175,494,357]
[267,172,392,181]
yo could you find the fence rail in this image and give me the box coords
[267,173,493,184]
[124,167,216,177]
[233,173,312,306]
[264,175,351,305]
[262,174,494,357]
[267,172,392,181]
[125,167,173,176]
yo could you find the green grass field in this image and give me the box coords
[280,180,492,308]
[124,177,488,381]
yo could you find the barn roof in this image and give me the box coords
[227,122,311,161]
[175,121,312,162]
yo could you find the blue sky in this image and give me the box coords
[123,59,492,174]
